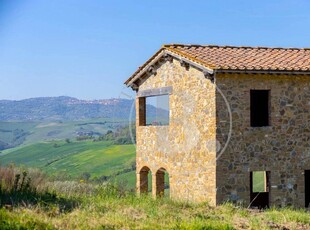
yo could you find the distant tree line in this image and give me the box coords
[76,125,136,145]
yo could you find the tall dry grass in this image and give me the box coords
[1,164,310,230]
[0,164,46,192]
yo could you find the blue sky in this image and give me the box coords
[0,0,310,100]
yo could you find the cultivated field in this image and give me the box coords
[0,140,136,188]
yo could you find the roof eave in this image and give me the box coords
[215,69,310,75]
[125,48,214,89]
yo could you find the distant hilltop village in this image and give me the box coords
[0,96,133,121]
[66,97,122,105]
[0,96,166,121]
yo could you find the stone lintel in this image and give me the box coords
[137,86,173,97]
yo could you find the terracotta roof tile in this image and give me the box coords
[164,44,310,72]
[125,44,310,86]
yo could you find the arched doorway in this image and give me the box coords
[139,166,152,194]
[155,168,169,197]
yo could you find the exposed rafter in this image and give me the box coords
[203,71,214,83]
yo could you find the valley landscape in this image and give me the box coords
[0,97,140,189]
[0,96,171,192]
[0,97,309,229]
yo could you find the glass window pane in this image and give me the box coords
[145,95,169,126]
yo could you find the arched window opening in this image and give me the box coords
[139,166,152,194]
[156,168,169,197]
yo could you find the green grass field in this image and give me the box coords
[0,140,136,187]
[0,166,309,230]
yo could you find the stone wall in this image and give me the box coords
[136,58,217,204]
[215,73,310,207]
[135,58,310,207]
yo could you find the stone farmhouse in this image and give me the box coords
[124,44,310,208]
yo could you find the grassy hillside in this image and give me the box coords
[0,118,129,150]
[0,140,136,187]
[0,165,309,230]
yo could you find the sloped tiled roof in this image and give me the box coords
[164,44,310,71]
[125,44,310,86]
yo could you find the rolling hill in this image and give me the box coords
[0,96,167,150]
[0,118,130,150]
[0,96,168,187]
[0,96,167,121]
[0,140,136,188]
[0,96,134,121]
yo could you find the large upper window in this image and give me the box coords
[145,95,169,126]
[137,87,171,126]
[250,90,270,127]
[138,94,169,126]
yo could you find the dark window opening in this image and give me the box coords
[139,166,152,194]
[305,170,310,207]
[250,90,270,127]
[138,95,169,126]
[155,168,170,197]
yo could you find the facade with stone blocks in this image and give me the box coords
[125,44,310,208]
